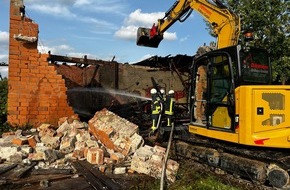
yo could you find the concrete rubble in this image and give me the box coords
[0,108,179,183]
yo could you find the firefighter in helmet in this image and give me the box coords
[164,90,175,127]
[150,88,163,132]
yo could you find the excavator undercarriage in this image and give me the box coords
[166,128,290,189]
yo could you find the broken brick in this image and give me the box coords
[110,152,125,163]
[27,135,37,148]
[12,137,27,146]
[88,108,139,155]
[87,147,104,165]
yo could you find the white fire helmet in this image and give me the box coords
[168,90,174,95]
[150,88,157,94]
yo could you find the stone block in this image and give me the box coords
[153,145,166,154]
[56,120,70,135]
[114,167,126,174]
[39,127,56,137]
[37,123,51,132]
[35,143,50,153]
[40,135,60,149]
[58,117,68,126]
[129,133,144,155]
[85,139,99,148]
[43,149,58,163]
[76,130,90,142]
[68,125,79,137]
[74,141,86,150]
[14,129,23,137]
[0,146,21,160]
[110,152,125,163]
[28,152,45,161]
[131,145,179,183]
[87,147,104,165]
[151,153,164,163]
[131,146,154,175]
[71,120,86,129]
[60,136,76,154]
[21,145,33,154]
[8,152,23,163]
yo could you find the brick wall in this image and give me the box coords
[8,0,76,127]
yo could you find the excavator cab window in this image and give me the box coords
[239,48,271,84]
[191,52,235,131]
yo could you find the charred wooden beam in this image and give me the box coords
[71,160,121,190]
[47,53,118,67]
[0,62,8,66]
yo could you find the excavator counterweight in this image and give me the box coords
[136,27,163,48]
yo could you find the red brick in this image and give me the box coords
[87,147,104,165]
[12,138,27,146]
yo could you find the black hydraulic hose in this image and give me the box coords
[178,9,193,22]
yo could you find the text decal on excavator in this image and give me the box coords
[250,62,269,70]
[198,5,212,18]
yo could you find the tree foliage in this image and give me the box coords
[223,0,290,83]
[0,78,8,126]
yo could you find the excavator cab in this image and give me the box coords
[136,26,163,48]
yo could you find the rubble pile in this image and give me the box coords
[0,108,179,183]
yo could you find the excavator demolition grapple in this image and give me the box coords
[137,0,290,189]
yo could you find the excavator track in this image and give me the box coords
[169,126,290,189]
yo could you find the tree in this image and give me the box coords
[0,78,8,126]
[224,0,290,83]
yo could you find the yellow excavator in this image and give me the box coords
[137,0,290,188]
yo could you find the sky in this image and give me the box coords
[0,0,216,78]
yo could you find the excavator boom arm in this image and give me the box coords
[137,0,240,49]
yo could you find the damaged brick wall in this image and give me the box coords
[8,0,75,127]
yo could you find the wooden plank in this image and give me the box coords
[19,176,93,190]
[30,168,72,175]
[12,174,72,185]
[0,163,17,175]
[71,161,106,190]
[78,160,121,190]
[7,162,37,180]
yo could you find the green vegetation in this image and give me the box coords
[130,159,242,190]
[226,0,290,84]
[0,77,9,133]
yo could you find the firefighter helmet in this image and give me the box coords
[150,88,157,94]
[168,90,174,94]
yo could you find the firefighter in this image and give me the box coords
[164,90,175,127]
[150,88,163,132]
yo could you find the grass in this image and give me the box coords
[129,159,242,190]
